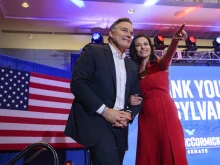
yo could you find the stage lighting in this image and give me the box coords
[154,35,165,50]
[212,37,220,52]
[91,32,104,45]
[185,36,197,51]
[70,0,85,8]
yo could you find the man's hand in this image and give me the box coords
[102,108,131,126]
[129,94,143,106]
[112,111,132,128]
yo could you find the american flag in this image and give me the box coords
[0,67,83,150]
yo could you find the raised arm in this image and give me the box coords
[160,24,187,70]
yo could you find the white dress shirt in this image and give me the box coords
[97,43,127,114]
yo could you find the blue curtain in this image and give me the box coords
[0,54,87,165]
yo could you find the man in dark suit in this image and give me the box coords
[65,18,142,165]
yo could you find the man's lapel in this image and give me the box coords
[104,44,133,105]
[125,57,132,102]
[104,44,116,87]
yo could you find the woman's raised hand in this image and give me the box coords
[173,24,188,41]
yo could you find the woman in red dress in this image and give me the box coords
[129,25,188,165]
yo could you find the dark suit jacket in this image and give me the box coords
[64,43,141,148]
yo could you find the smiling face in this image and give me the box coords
[134,36,152,62]
[109,21,133,52]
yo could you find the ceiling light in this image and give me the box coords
[128,9,135,14]
[144,0,159,6]
[70,0,85,8]
[28,35,34,39]
[174,10,186,17]
[21,2,29,8]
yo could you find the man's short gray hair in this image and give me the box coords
[109,18,132,31]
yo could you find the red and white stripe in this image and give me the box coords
[0,72,84,150]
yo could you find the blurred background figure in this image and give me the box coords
[63,160,74,165]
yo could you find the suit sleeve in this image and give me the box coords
[70,44,103,115]
[127,64,142,122]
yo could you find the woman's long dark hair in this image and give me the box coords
[129,34,157,66]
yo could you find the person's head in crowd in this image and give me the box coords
[63,160,74,165]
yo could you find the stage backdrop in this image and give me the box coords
[124,66,220,165]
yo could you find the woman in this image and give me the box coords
[129,25,188,165]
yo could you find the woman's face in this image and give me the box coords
[134,37,151,62]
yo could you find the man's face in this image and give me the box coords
[109,22,133,51]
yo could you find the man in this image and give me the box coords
[65,18,142,165]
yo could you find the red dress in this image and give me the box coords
[135,60,188,165]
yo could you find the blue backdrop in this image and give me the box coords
[124,66,220,165]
